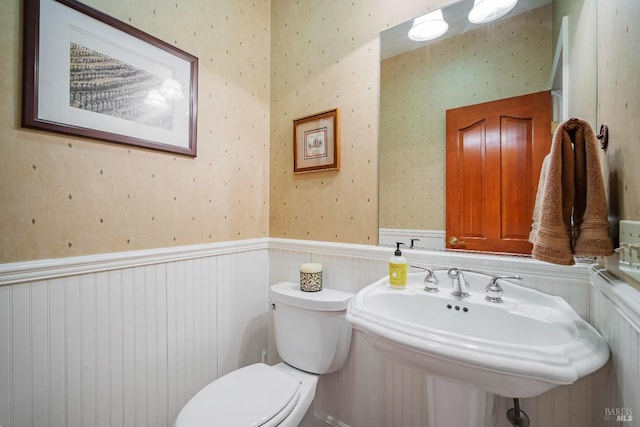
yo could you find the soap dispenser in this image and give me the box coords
[389,242,408,289]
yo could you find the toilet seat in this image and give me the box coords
[175,363,301,427]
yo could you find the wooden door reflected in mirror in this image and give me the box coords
[446,91,552,254]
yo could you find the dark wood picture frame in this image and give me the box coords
[293,108,340,174]
[22,0,199,156]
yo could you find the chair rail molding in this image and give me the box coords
[0,239,269,286]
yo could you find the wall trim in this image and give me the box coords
[269,237,390,260]
[0,238,269,286]
[378,228,446,249]
[270,238,590,280]
[591,265,640,332]
[1,237,590,286]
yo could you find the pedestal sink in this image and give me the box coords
[346,270,609,426]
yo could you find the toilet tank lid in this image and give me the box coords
[270,282,353,311]
[175,363,299,427]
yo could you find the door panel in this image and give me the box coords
[446,91,552,254]
[460,120,486,238]
[501,116,532,240]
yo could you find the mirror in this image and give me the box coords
[378,0,597,252]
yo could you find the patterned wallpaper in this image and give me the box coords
[1,0,637,263]
[379,5,552,230]
[268,0,452,245]
[0,0,271,262]
[598,0,640,223]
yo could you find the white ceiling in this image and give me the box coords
[381,0,553,60]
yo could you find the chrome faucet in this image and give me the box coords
[447,268,470,298]
[411,264,440,292]
[485,275,522,303]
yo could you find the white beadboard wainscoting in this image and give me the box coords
[0,240,270,427]
[1,238,639,427]
[590,266,640,426]
[268,239,632,427]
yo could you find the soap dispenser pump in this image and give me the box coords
[389,242,408,289]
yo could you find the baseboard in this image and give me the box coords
[314,409,352,427]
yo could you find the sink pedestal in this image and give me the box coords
[426,375,498,427]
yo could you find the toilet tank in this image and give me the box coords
[270,282,354,375]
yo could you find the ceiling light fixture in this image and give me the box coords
[468,0,518,24]
[408,9,449,42]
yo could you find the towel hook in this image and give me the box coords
[597,124,609,150]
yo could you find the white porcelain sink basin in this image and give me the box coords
[346,271,609,398]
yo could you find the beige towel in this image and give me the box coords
[529,118,613,265]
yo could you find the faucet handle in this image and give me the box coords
[411,264,439,292]
[485,275,522,303]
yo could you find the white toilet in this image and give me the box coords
[174,282,354,427]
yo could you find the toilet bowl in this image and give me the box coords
[175,362,317,427]
[174,282,354,427]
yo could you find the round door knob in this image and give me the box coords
[448,236,466,247]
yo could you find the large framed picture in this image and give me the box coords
[22,0,199,156]
[293,108,340,173]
